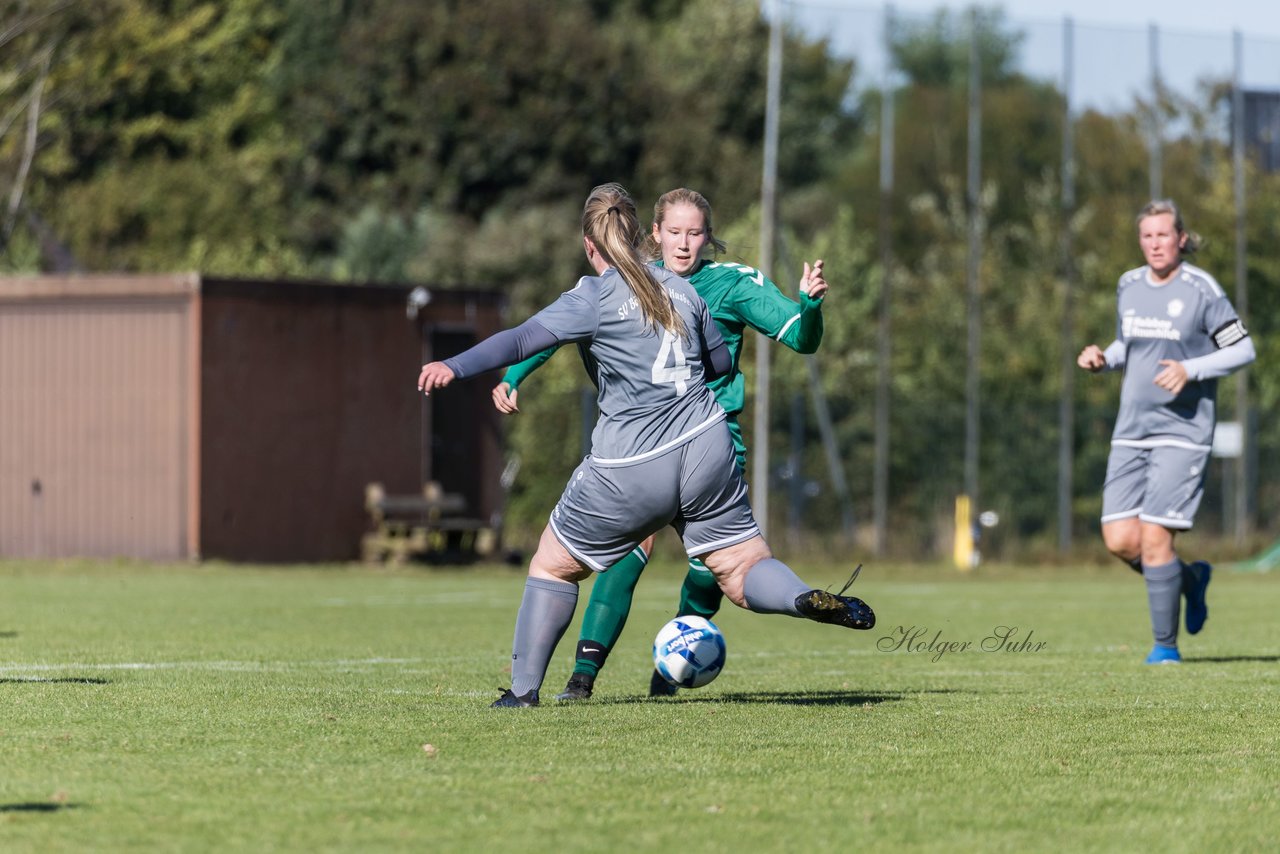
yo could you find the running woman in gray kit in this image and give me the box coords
[1078,200,1255,665]
[417,183,874,706]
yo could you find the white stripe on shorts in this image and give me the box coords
[1139,512,1194,530]
[1101,508,1142,524]
[1111,438,1211,452]
[548,517,607,571]
[591,411,726,466]
[684,526,761,557]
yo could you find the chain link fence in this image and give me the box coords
[744,2,1280,562]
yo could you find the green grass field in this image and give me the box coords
[3,557,1278,852]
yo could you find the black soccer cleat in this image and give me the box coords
[491,688,539,708]
[555,673,595,702]
[795,564,875,630]
[648,668,679,698]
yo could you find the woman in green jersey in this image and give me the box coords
[493,187,830,700]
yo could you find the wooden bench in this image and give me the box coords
[361,481,497,564]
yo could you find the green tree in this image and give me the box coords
[5,0,306,275]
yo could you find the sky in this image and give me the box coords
[786,1,1280,111]
[893,0,1280,39]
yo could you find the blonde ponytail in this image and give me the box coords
[582,183,687,339]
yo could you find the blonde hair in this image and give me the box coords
[643,187,727,260]
[582,183,686,338]
[1136,199,1202,255]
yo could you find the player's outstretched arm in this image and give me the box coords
[733,259,826,355]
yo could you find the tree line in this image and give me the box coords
[2,1,1275,555]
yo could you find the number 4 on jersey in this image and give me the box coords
[651,330,691,395]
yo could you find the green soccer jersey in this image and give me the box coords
[681,259,824,417]
[501,258,824,451]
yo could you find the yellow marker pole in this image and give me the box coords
[954,494,974,571]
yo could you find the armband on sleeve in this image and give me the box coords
[1212,319,1248,349]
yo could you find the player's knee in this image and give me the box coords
[699,536,771,606]
[1101,524,1139,561]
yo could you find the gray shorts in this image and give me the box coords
[1101,441,1211,530]
[548,424,760,571]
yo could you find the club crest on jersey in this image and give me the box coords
[1167,298,1184,318]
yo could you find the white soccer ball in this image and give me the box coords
[652,616,726,689]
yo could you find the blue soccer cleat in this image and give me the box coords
[1145,644,1182,665]
[1183,560,1212,635]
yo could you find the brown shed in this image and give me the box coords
[0,274,506,562]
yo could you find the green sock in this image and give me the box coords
[571,547,648,678]
[676,558,723,619]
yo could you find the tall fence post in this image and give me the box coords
[963,8,983,523]
[754,0,783,539]
[874,3,895,557]
[1057,16,1076,554]
[1232,29,1252,547]
[1148,23,1162,199]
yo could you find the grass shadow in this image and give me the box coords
[0,802,83,813]
[1183,655,1280,664]
[595,689,962,707]
[0,631,17,638]
[0,677,111,684]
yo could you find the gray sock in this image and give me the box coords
[742,558,811,616]
[510,577,578,697]
[1142,558,1181,648]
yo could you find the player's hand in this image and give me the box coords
[1077,345,1106,372]
[417,361,455,395]
[1154,359,1188,395]
[492,381,520,414]
[799,259,827,300]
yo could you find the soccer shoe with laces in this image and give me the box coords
[795,565,875,630]
[1183,560,1212,635]
[491,688,539,708]
[554,673,595,702]
[648,668,678,697]
[1145,645,1181,665]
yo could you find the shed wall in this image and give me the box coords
[198,282,425,561]
[0,293,192,559]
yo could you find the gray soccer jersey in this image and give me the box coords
[1111,264,1245,449]
[529,264,727,464]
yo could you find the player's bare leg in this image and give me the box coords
[1102,518,1143,574]
[699,535,873,630]
[1104,519,1193,664]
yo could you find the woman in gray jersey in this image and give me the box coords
[1078,200,1255,665]
[417,183,874,707]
